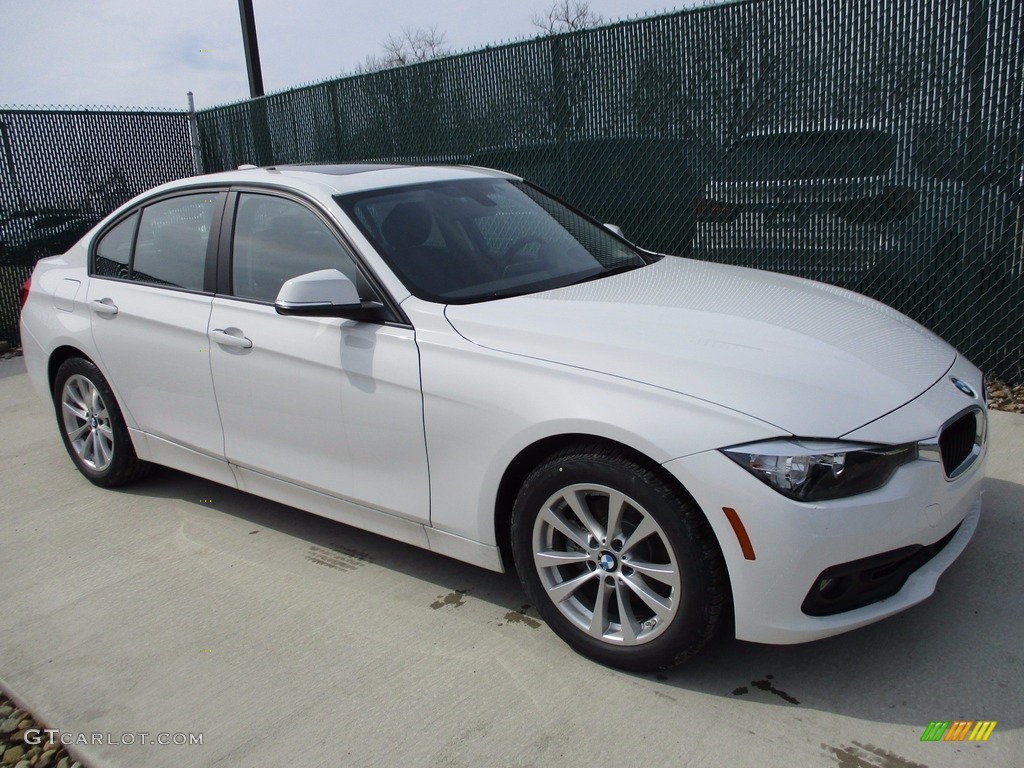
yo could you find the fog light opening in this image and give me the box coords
[818,577,845,600]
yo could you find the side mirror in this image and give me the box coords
[274,269,385,321]
[604,223,626,239]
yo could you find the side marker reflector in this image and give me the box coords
[722,507,756,560]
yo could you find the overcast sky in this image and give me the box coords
[0,0,701,111]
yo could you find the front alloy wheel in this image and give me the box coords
[532,483,680,645]
[512,444,727,671]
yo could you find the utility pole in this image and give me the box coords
[238,0,265,98]
[237,0,273,166]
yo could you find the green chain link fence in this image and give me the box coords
[0,108,194,345]
[2,0,1023,380]
[194,0,1024,380]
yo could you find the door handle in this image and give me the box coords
[211,328,253,349]
[89,299,118,316]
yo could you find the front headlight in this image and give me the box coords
[721,439,917,501]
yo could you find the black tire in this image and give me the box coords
[52,357,153,487]
[511,444,727,671]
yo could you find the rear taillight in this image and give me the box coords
[19,276,31,310]
[839,185,916,222]
[695,196,740,223]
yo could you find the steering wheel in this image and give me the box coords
[502,235,544,261]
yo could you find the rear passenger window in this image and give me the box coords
[231,193,366,302]
[93,213,137,279]
[131,194,218,291]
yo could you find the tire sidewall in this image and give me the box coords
[52,357,135,486]
[511,450,721,671]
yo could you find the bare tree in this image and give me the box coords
[628,5,788,185]
[356,26,449,73]
[531,0,604,35]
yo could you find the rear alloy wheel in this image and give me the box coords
[512,445,726,671]
[53,358,152,487]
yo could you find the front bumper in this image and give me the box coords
[663,364,988,645]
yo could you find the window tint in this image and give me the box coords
[231,194,365,302]
[132,194,218,291]
[337,179,645,303]
[93,213,137,279]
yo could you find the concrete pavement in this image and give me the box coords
[1,356,1022,768]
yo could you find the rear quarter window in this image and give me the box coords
[93,213,137,279]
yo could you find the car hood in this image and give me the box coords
[444,256,956,438]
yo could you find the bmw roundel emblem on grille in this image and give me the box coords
[951,377,976,398]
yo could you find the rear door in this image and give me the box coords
[87,190,225,459]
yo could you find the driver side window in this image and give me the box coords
[231,193,367,302]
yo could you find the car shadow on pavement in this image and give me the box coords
[114,468,1023,729]
[113,465,530,615]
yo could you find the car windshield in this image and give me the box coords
[335,178,648,303]
[716,130,897,181]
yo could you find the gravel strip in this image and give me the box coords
[0,693,83,768]
[986,377,1024,413]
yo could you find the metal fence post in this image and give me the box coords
[187,92,204,176]
[0,120,25,210]
[964,0,988,274]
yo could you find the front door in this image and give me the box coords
[208,191,429,522]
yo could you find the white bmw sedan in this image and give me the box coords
[20,164,986,670]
